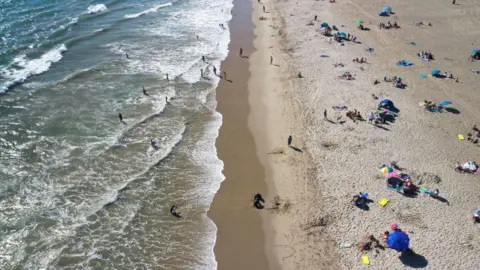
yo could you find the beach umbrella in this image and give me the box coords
[380,166,394,173]
[379,99,393,108]
[382,6,392,13]
[386,171,398,178]
[431,69,441,76]
[338,32,346,38]
[440,101,452,107]
[387,231,410,252]
[356,20,364,24]
[472,49,479,54]
[321,22,329,27]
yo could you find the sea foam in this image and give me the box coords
[87,4,107,14]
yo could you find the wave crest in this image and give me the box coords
[87,4,108,15]
[124,3,172,19]
[0,44,67,93]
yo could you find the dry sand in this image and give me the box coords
[248,0,480,269]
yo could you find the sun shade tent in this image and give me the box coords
[387,231,410,252]
[431,69,441,76]
[382,6,392,13]
[379,99,394,109]
[440,101,452,107]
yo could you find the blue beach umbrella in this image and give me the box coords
[379,99,393,108]
[387,231,410,252]
[472,49,479,54]
[382,6,392,13]
[338,32,346,38]
[431,69,441,76]
[440,101,452,107]
[321,22,329,27]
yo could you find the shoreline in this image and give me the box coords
[207,0,272,268]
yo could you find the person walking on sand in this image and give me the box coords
[239,48,243,57]
[314,15,318,21]
[368,112,375,123]
[223,71,227,80]
[270,56,273,65]
[324,109,327,119]
[452,0,456,4]
[288,135,292,146]
[263,5,266,12]
[118,113,123,122]
[258,0,260,3]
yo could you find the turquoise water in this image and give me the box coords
[0,0,231,268]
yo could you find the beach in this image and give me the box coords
[212,0,480,269]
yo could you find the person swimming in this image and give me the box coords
[151,139,159,150]
[170,205,182,218]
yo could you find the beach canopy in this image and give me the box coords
[321,22,329,27]
[379,99,393,108]
[382,6,392,13]
[440,101,452,107]
[431,69,441,75]
[380,166,394,173]
[387,231,410,252]
[356,20,364,24]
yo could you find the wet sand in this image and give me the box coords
[207,0,271,268]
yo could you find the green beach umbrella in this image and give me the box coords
[356,20,364,24]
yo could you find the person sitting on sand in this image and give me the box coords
[393,21,398,28]
[253,193,265,209]
[359,234,383,252]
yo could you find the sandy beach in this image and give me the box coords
[213,0,480,269]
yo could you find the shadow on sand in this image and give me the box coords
[399,250,428,268]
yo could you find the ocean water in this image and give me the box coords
[0,0,232,268]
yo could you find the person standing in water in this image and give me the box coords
[201,68,204,78]
[288,135,292,146]
[170,205,182,218]
[142,86,148,96]
[126,53,130,59]
[239,48,243,57]
[213,66,217,75]
[166,73,170,81]
[118,113,123,122]
[202,56,206,62]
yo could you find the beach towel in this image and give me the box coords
[379,199,389,207]
[362,255,370,265]
[396,60,413,67]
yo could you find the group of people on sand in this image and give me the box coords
[353,57,367,63]
[379,21,399,29]
[417,51,434,61]
[346,109,363,122]
[466,125,480,144]
[340,72,354,80]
